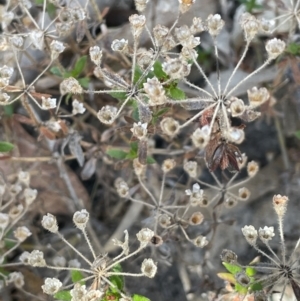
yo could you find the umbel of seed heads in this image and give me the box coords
[20,210,158,299]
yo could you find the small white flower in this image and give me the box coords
[72,99,86,115]
[71,283,87,300]
[242,225,258,245]
[7,272,24,288]
[41,213,58,233]
[42,277,62,295]
[89,46,102,66]
[206,14,224,36]
[14,226,32,242]
[131,122,148,140]
[111,39,128,52]
[30,30,44,50]
[23,188,38,206]
[0,213,9,230]
[60,77,83,95]
[73,209,89,230]
[266,38,286,60]
[41,97,56,110]
[97,105,118,124]
[50,40,65,60]
[0,65,14,79]
[192,235,208,248]
[28,250,46,267]
[141,258,157,278]
[136,228,154,247]
[259,226,275,242]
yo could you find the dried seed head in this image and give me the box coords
[135,0,149,12]
[53,256,67,267]
[242,225,258,245]
[19,251,30,265]
[136,228,154,247]
[240,13,260,41]
[41,213,58,233]
[14,226,32,242]
[230,97,245,117]
[150,235,163,247]
[42,278,62,295]
[235,271,251,287]
[137,49,154,68]
[7,272,24,288]
[131,122,148,140]
[260,19,274,33]
[180,47,197,60]
[133,158,146,176]
[247,87,269,108]
[224,196,238,208]
[18,171,30,185]
[97,105,118,124]
[162,159,176,173]
[9,204,24,219]
[71,283,87,300]
[60,77,83,95]
[175,25,191,43]
[238,187,251,201]
[158,214,171,228]
[50,40,65,60]
[220,249,238,263]
[28,250,46,267]
[206,14,224,36]
[153,24,169,47]
[0,213,9,230]
[189,212,204,226]
[183,160,198,178]
[0,92,10,103]
[259,226,275,243]
[111,39,129,53]
[247,161,259,177]
[72,99,86,115]
[161,36,176,52]
[70,7,86,21]
[162,58,191,79]
[191,127,209,149]
[10,183,22,196]
[160,117,180,137]
[185,183,204,207]
[192,235,208,248]
[273,194,288,218]
[89,46,102,66]
[143,77,166,105]
[73,209,89,230]
[85,290,102,301]
[115,179,129,198]
[9,36,24,50]
[41,97,57,110]
[30,30,44,50]
[129,14,146,37]
[190,17,205,34]
[0,65,14,79]
[178,0,195,13]
[141,258,157,278]
[226,128,245,144]
[266,38,286,60]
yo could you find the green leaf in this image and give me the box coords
[78,77,89,89]
[109,274,124,293]
[125,142,139,160]
[107,149,128,160]
[132,107,140,121]
[50,66,63,77]
[109,91,128,101]
[245,266,256,277]
[217,272,236,284]
[133,66,144,85]
[286,43,300,56]
[250,282,263,292]
[153,61,168,80]
[54,290,72,301]
[146,156,156,164]
[71,56,88,78]
[71,270,84,284]
[167,86,186,100]
[0,141,14,152]
[235,283,248,295]
[132,294,151,301]
[295,130,300,139]
[4,104,13,116]
[222,262,243,275]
